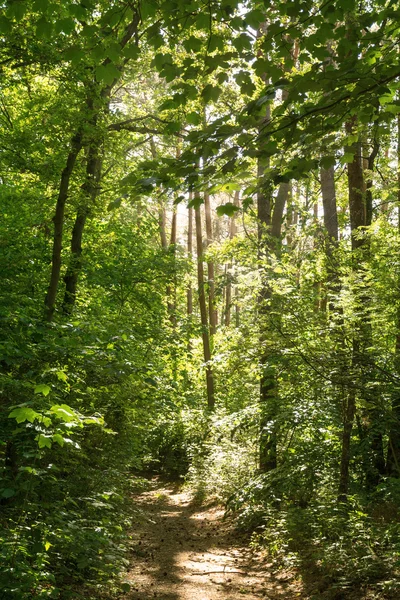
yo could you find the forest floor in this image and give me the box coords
[122,478,305,600]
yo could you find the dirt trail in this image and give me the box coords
[123,479,304,600]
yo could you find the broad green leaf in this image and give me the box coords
[341,152,355,164]
[36,16,51,38]
[0,16,12,33]
[216,203,240,217]
[188,195,203,209]
[124,45,140,60]
[33,0,49,11]
[106,43,121,62]
[1,488,16,499]
[68,4,88,19]
[54,17,76,35]
[245,9,265,29]
[38,434,52,449]
[208,35,225,53]
[52,433,65,447]
[64,46,86,65]
[95,63,121,85]
[201,84,221,103]
[232,33,252,52]
[56,371,68,382]
[183,36,203,53]
[50,404,79,423]
[35,384,51,396]
[151,52,173,70]
[195,13,210,30]
[141,0,158,20]
[9,407,41,424]
[187,112,202,125]
[320,156,336,169]
[7,2,27,21]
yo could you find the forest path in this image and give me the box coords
[123,478,304,600]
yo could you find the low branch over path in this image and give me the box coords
[123,479,304,600]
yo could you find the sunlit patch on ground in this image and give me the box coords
[124,478,305,600]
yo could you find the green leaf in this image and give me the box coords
[121,583,131,593]
[54,17,76,35]
[35,384,51,396]
[187,112,202,125]
[216,203,240,217]
[188,195,203,209]
[36,16,51,38]
[124,45,140,60]
[38,434,52,449]
[49,404,79,423]
[56,370,68,382]
[95,63,121,85]
[341,152,355,164]
[52,433,65,447]
[7,2,27,21]
[106,42,121,62]
[183,36,203,53]
[9,407,41,424]
[320,156,336,169]
[107,198,122,210]
[195,13,210,30]
[64,46,85,65]
[232,33,252,53]
[245,9,265,29]
[141,0,157,20]
[208,35,225,53]
[1,488,16,499]
[151,52,173,70]
[68,4,88,19]
[201,84,221,103]
[0,16,12,33]
[33,0,49,11]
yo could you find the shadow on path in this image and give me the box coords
[123,478,305,600]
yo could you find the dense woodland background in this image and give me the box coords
[1,0,400,598]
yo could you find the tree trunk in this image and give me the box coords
[62,134,102,314]
[387,113,400,476]
[225,191,239,326]
[44,130,83,321]
[195,192,215,410]
[321,166,339,245]
[204,192,217,335]
[187,200,193,318]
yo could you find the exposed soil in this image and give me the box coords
[123,478,305,600]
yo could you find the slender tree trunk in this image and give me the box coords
[44,131,83,321]
[187,200,193,318]
[204,192,217,335]
[387,114,400,476]
[338,123,364,501]
[321,166,339,245]
[271,182,290,241]
[195,192,215,410]
[62,131,102,314]
[225,191,239,326]
[168,206,177,328]
[159,207,168,249]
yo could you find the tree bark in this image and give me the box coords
[387,113,400,476]
[204,193,217,335]
[62,130,102,314]
[195,192,215,410]
[187,199,193,318]
[225,191,239,326]
[44,130,83,321]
